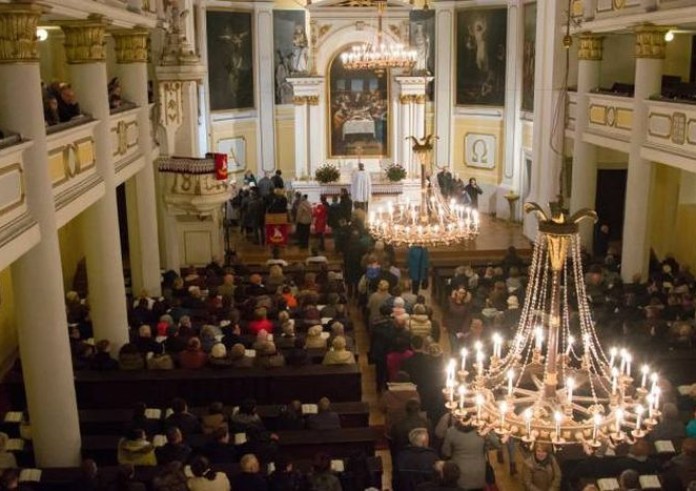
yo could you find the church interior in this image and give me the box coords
[1,0,696,489]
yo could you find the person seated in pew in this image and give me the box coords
[663,437,696,490]
[152,461,188,491]
[648,402,685,441]
[319,293,341,319]
[188,455,231,491]
[125,402,161,438]
[286,338,310,367]
[220,323,245,350]
[202,402,229,435]
[165,398,202,438]
[0,434,16,471]
[179,337,208,369]
[308,452,342,491]
[156,427,192,466]
[275,320,297,350]
[277,400,305,431]
[268,455,308,491]
[147,351,175,370]
[248,307,273,336]
[252,330,272,352]
[327,322,354,352]
[618,469,640,491]
[246,275,268,298]
[304,325,327,350]
[118,342,145,371]
[266,265,286,295]
[208,343,233,369]
[321,336,355,366]
[613,439,661,476]
[280,286,298,310]
[306,397,341,431]
[200,325,219,353]
[161,325,188,356]
[395,427,439,491]
[202,426,237,464]
[254,341,286,369]
[232,453,267,491]
[135,324,164,356]
[229,343,254,368]
[231,399,265,433]
[117,428,157,467]
[90,339,119,371]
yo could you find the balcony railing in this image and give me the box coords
[109,106,141,174]
[644,99,696,160]
[585,93,634,150]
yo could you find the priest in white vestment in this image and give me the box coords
[351,163,372,212]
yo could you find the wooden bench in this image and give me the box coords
[77,427,379,465]
[3,364,362,409]
[69,401,369,435]
[16,457,383,491]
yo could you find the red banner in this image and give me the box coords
[266,213,289,247]
[211,152,228,181]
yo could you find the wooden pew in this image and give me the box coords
[77,427,380,466]
[3,364,362,409]
[71,401,369,435]
[20,457,383,491]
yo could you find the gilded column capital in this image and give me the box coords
[306,95,319,106]
[293,96,307,106]
[634,24,668,59]
[577,34,604,61]
[399,95,414,104]
[61,16,110,64]
[414,94,427,104]
[0,3,43,64]
[112,27,149,64]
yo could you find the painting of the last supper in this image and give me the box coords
[328,46,389,158]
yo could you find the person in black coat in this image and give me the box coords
[232,454,269,491]
[155,427,192,465]
[202,427,238,464]
[164,398,201,438]
[463,178,483,209]
[268,456,307,491]
[394,428,439,491]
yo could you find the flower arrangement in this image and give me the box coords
[315,163,341,183]
[385,163,407,182]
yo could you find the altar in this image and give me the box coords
[291,177,422,206]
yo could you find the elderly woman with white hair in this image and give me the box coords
[322,336,355,365]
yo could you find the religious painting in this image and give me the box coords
[522,2,537,112]
[410,10,435,76]
[328,47,389,158]
[206,10,254,111]
[455,7,507,106]
[273,10,308,105]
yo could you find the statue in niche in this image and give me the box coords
[291,23,309,73]
[412,22,430,74]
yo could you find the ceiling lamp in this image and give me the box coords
[367,124,479,247]
[443,202,660,451]
[340,0,417,76]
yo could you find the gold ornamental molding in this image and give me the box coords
[112,27,149,64]
[577,34,604,61]
[0,3,43,64]
[399,94,426,104]
[634,25,668,60]
[293,95,319,106]
[61,16,110,64]
[306,95,319,106]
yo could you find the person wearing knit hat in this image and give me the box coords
[254,341,285,368]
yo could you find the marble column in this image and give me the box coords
[524,0,567,238]
[114,28,162,297]
[571,34,603,250]
[289,77,324,179]
[433,0,455,167]
[395,77,431,178]
[254,1,276,173]
[498,0,523,219]
[621,26,667,283]
[0,3,81,467]
[62,18,129,350]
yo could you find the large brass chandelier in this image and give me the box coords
[340,0,417,75]
[367,132,479,247]
[444,202,661,451]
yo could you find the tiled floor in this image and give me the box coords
[233,215,528,490]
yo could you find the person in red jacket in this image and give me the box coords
[312,195,329,251]
[178,337,208,369]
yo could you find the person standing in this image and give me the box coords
[339,188,353,222]
[351,163,372,212]
[295,195,312,249]
[313,195,329,251]
[257,171,274,199]
[271,169,284,190]
[521,443,562,491]
[463,178,483,209]
[407,246,430,295]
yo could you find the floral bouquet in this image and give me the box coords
[315,163,341,183]
[385,163,407,182]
